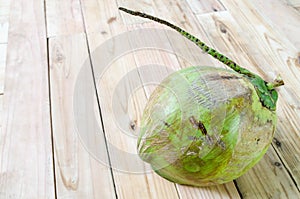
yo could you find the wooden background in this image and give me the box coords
[0,0,300,198]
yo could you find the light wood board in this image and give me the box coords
[49,33,116,199]
[0,0,55,198]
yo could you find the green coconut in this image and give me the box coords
[119,7,284,186]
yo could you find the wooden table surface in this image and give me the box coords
[1,0,300,198]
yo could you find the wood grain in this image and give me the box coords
[237,147,300,198]
[125,22,180,96]
[151,0,224,69]
[250,0,300,49]
[49,33,116,198]
[0,0,55,198]
[186,0,226,14]
[45,0,84,37]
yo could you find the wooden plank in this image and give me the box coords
[0,0,55,198]
[0,0,11,43]
[150,0,225,68]
[81,0,181,198]
[186,0,226,14]
[46,0,116,197]
[88,33,180,198]
[0,44,6,94]
[237,147,300,198]
[123,22,181,96]
[119,0,224,76]
[78,0,111,34]
[49,33,116,198]
[249,0,300,49]
[45,0,84,37]
[214,0,300,191]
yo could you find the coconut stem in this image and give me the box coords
[119,7,255,78]
[267,75,284,90]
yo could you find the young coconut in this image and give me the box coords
[119,7,284,186]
